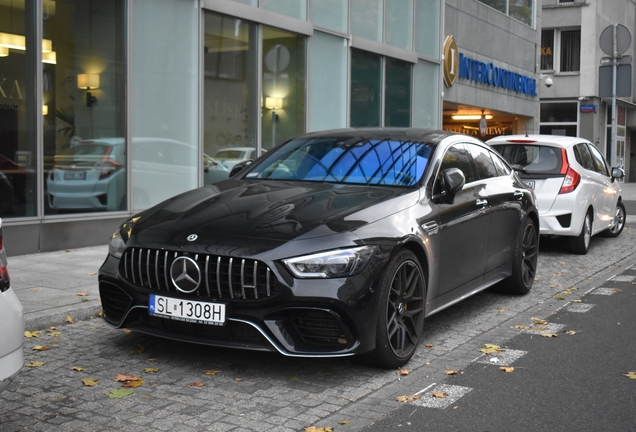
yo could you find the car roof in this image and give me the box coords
[486,134,591,148]
[291,127,465,146]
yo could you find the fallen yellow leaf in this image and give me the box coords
[499,367,514,373]
[24,330,39,338]
[122,329,133,334]
[541,334,558,338]
[82,378,99,387]
[205,369,221,375]
[189,382,205,387]
[564,330,577,335]
[432,391,448,399]
[396,395,420,403]
[445,370,458,375]
[514,325,528,329]
[573,300,582,303]
[624,372,636,380]
[87,272,97,276]
[305,427,334,432]
[66,316,74,324]
[32,345,50,351]
[115,373,141,382]
[480,344,501,354]
[122,380,144,388]
[70,366,85,372]
[554,295,566,300]
[25,361,44,368]
[424,343,433,348]
[396,368,410,376]
[144,368,159,373]
[75,292,89,297]
[130,345,146,354]
[234,377,243,382]
[532,318,548,325]
[338,420,350,425]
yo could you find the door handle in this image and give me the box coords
[514,190,524,199]
[476,199,488,207]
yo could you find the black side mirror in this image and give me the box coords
[442,168,465,195]
[229,160,253,177]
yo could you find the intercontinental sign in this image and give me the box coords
[444,35,538,97]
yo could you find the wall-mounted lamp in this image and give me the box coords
[451,114,493,121]
[265,97,283,122]
[265,97,283,110]
[77,73,100,107]
[0,47,7,57]
[42,105,48,116]
[42,51,56,64]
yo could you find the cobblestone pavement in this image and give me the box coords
[1,227,636,432]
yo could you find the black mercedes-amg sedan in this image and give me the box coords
[99,128,539,368]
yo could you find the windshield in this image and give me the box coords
[492,144,563,175]
[245,136,432,186]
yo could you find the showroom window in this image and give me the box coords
[350,49,412,127]
[0,1,38,218]
[540,102,578,136]
[261,26,306,151]
[43,0,126,215]
[203,12,258,184]
[541,28,580,73]
[131,0,199,211]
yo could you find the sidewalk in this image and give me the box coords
[9,181,636,330]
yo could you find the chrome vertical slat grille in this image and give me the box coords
[120,247,276,300]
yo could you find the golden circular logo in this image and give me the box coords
[443,35,459,87]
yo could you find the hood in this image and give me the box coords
[129,180,419,243]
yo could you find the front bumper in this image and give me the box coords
[99,246,392,358]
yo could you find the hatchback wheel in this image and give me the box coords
[600,201,626,238]
[366,250,425,368]
[569,211,592,254]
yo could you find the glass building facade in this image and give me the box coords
[0,0,443,255]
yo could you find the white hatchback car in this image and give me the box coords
[488,134,625,254]
[0,218,24,393]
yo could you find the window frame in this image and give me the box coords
[540,27,581,74]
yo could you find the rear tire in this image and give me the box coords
[363,249,426,369]
[568,210,592,254]
[497,217,538,295]
[600,201,625,238]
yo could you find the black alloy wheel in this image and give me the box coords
[601,201,626,238]
[367,249,426,368]
[499,217,539,295]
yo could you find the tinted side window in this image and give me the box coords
[587,144,610,176]
[467,143,498,179]
[491,151,512,176]
[440,144,476,184]
[573,143,595,171]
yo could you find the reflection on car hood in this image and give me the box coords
[132,179,419,241]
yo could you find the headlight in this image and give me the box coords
[108,230,126,259]
[283,246,376,279]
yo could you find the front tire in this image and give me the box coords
[600,201,626,238]
[365,249,426,368]
[498,217,538,295]
[569,210,592,254]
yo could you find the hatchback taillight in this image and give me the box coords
[558,149,580,194]
[95,159,122,180]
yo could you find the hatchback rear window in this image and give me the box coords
[492,144,563,175]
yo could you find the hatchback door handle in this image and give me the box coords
[476,199,488,207]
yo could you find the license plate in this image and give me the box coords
[149,294,226,325]
[63,171,86,180]
[522,180,535,189]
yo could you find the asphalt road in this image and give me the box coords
[2,228,636,431]
[363,260,636,432]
